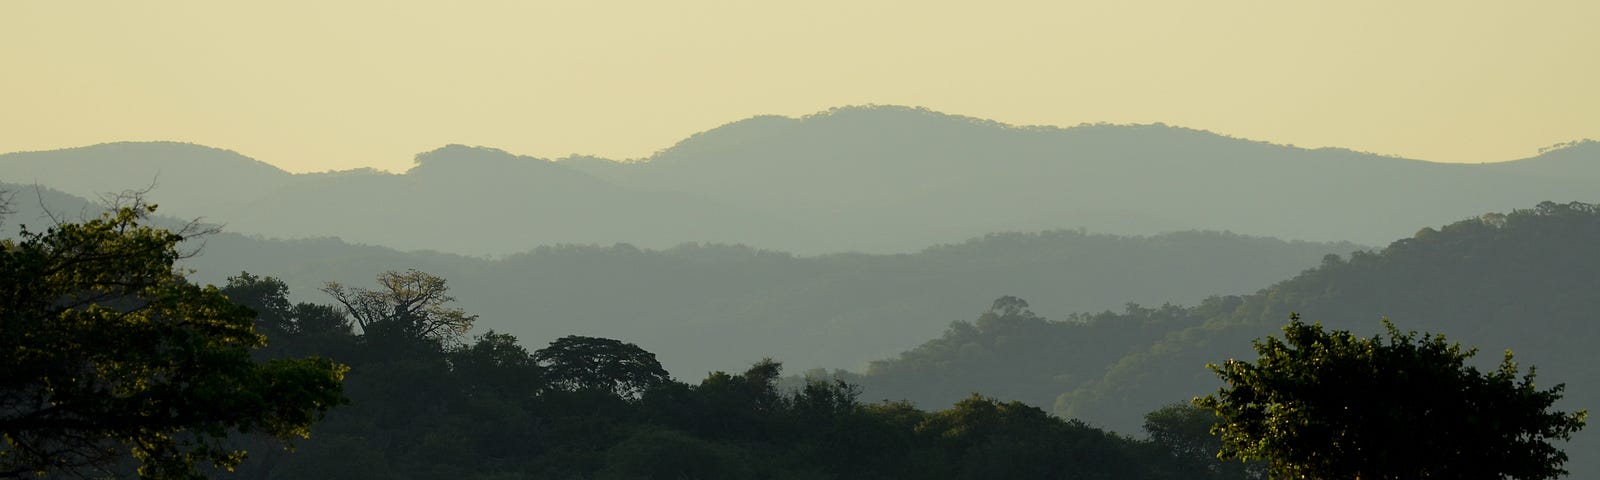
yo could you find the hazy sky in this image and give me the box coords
[4,1,1596,173]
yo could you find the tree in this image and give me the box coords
[1143,403,1262,479]
[449,331,543,398]
[219,272,296,338]
[0,205,347,479]
[913,394,1150,479]
[221,273,355,363]
[222,273,353,339]
[533,336,670,398]
[1196,314,1587,480]
[322,269,475,345]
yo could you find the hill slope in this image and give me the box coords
[862,201,1600,477]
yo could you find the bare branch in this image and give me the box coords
[0,187,14,228]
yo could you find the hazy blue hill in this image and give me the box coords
[4,107,1596,255]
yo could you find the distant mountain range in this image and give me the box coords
[3,105,1594,255]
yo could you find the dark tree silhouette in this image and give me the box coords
[322,269,475,345]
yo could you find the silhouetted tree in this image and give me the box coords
[533,336,670,398]
[322,269,475,346]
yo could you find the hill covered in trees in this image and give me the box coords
[4,106,1596,255]
[860,201,1600,477]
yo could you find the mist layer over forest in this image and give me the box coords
[3,106,1597,478]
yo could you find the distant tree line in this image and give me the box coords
[218,270,1249,479]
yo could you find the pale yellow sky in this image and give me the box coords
[3,1,1596,173]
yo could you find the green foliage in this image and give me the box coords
[1143,403,1217,463]
[0,206,346,479]
[1196,315,1588,480]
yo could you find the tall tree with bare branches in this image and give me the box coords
[322,269,476,346]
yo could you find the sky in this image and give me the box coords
[3,0,1596,173]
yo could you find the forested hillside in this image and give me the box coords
[4,106,1596,255]
[862,201,1600,477]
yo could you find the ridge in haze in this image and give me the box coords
[2,106,1595,255]
[1,182,1357,381]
